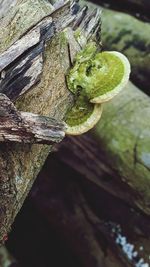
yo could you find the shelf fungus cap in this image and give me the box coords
[65,45,130,135]
[67,48,131,104]
[65,95,102,135]
[90,51,131,103]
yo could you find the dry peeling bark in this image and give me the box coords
[57,82,150,216]
[0,0,101,242]
[0,94,65,144]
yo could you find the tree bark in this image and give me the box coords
[0,0,101,243]
[0,94,65,143]
[58,81,150,216]
[0,0,19,19]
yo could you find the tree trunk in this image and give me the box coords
[0,0,101,243]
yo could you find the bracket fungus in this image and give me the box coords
[65,42,131,135]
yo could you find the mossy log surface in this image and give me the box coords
[93,82,150,215]
[58,81,150,215]
[0,0,101,243]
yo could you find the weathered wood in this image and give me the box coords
[0,0,54,53]
[0,0,101,243]
[0,3,67,145]
[0,94,65,144]
[57,81,150,215]
[0,0,18,19]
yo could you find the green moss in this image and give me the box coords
[75,42,97,63]
[74,29,82,41]
[60,30,68,47]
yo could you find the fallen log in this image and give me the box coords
[57,81,150,215]
[0,0,101,242]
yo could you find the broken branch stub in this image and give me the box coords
[0,94,65,144]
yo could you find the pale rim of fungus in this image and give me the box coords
[65,104,103,136]
[90,51,131,104]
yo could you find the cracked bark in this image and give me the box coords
[0,0,101,242]
[57,81,150,216]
